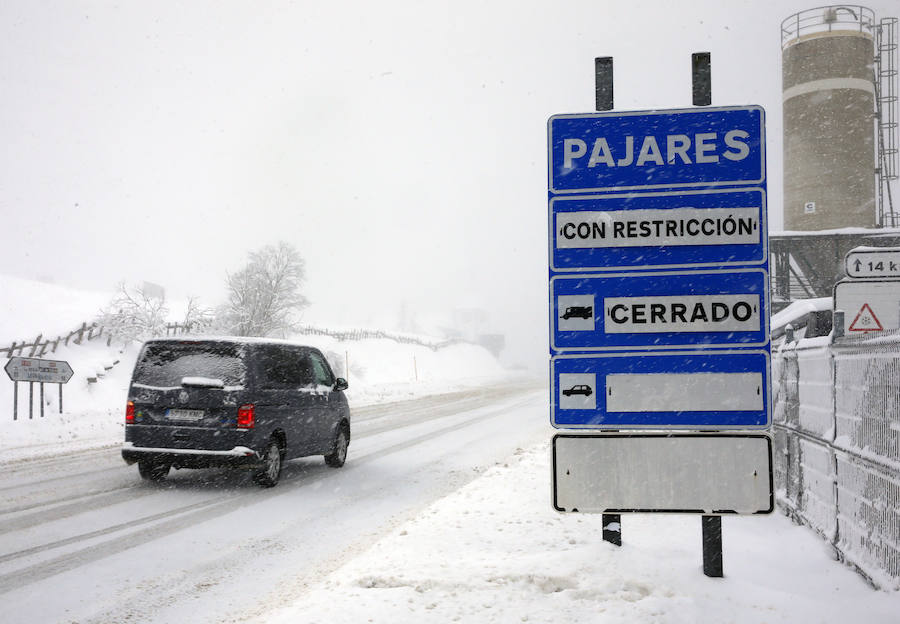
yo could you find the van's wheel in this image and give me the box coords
[325,427,348,468]
[254,439,283,488]
[138,460,170,481]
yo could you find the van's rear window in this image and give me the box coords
[133,342,246,387]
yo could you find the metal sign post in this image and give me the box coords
[4,357,74,420]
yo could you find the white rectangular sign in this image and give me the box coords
[556,206,760,249]
[552,433,773,514]
[603,293,761,334]
[834,279,900,333]
[605,372,764,412]
[845,248,900,279]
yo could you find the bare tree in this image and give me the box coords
[99,282,170,344]
[182,296,215,334]
[220,242,310,337]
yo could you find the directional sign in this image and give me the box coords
[552,433,773,514]
[834,279,900,333]
[551,269,769,351]
[548,106,765,193]
[550,188,767,271]
[4,357,74,384]
[551,350,771,429]
[845,247,900,279]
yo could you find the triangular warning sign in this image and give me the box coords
[848,303,884,332]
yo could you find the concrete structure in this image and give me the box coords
[782,7,877,231]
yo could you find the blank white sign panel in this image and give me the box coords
[605,372,764,412]
[553,434,773,514]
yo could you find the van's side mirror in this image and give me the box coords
[334,378,349,392]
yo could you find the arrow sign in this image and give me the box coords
[844,247,900,279]
[4,357,74,384]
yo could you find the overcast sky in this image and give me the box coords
[1,1,898,367]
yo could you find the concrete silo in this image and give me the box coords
[782,6,877,231]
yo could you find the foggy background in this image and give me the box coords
[2,0,897,369]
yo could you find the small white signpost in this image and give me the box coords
[4,357,74,419]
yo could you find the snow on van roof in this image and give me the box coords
[142,335,322,349]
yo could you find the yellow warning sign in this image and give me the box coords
[848,303,884,332]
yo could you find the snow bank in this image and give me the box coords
[263,442,900,624]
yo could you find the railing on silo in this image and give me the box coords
[782,5,876,48]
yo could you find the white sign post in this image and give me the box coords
[4,357,74,420]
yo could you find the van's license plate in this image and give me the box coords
[167,409,205,421]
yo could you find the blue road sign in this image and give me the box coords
[551,350,771,429]
[551,269,769,352]
[548,106,765,194]
[550,188,767,272]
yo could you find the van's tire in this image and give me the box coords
[254,439,283,488]
[325,427,348,468]
[138,459,170,481]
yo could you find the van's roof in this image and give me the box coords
[142,336,321,350]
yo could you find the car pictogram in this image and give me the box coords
[562,384,593,397]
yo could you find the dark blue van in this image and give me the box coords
[121,337,351,487]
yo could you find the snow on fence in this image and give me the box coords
[292,325,463,351]
[0,322,106,358]
[1,321,462,362]
[773,330,900,588]
[0,321,201,360]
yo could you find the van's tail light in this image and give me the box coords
[126,401,135,424]
[237,404,255,429]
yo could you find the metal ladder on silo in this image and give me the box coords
[875,17,899,227]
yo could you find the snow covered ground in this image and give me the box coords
[264,437,900,624]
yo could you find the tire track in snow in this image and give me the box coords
[0,387,540,595]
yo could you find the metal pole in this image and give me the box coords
[13,381,17,420]
[702,515,724,577]
[602,514,622,546]
[40,382,44,418]
[833,310,845,339]
[595,57,614,112]
[59,383,63,414]
[596,56,618,548]
[29,382,34,419]
[692,52,711,106]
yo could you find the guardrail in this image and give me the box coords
[772,329,900,588]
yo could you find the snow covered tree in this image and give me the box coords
[220,241,309,337]
[98,282,170,344]
[181,296,215,334]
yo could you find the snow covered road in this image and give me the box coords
[0,382,547,623]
